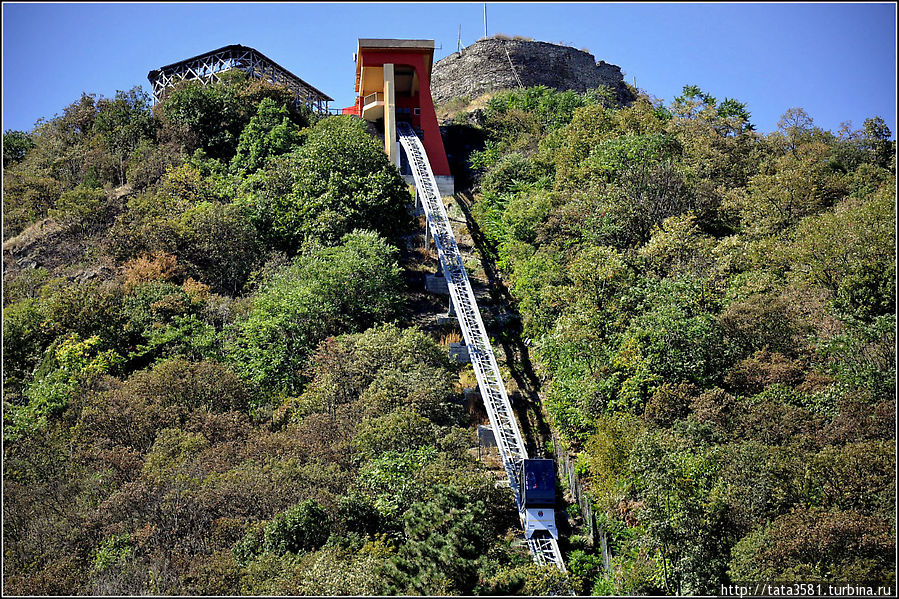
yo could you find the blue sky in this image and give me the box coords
[2,2,896,137]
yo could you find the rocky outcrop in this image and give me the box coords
[431,38,634,105]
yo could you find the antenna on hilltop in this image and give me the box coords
[484,3,488,38]
[457,24,462,54]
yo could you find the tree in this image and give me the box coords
[352,409,435,460]
[92,87,156,185]
[263,500,331,555]
[286,322,459,437]
[3,129,35,167]
[385,485,493,595]
[157,77,248,160]
[6,333,121,441]
[717,98,754,134]
[251,115,411,252]
[788,192,895,322]
[231,98,302,174]
[157,71,310,163]
[776,107,816,153]
[860,117,894,170]
[728,506,894,584]
[49,185,113,235]
[628,430,735,595]
[225,231,405,397]
[175,201,263,295]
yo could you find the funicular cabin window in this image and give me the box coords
[521,459,556,508]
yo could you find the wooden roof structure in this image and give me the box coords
[147,44,333,114]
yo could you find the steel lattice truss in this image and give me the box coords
[397,122,566,572]
[147,44,333,114]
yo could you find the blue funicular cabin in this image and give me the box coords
[519,459,559,539]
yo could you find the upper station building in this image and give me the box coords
[343,39,454,195]
[148,40,453,195]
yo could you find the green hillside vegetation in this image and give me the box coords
[463,85,895,594]
[2,67,895,596]
[2,74,568,595]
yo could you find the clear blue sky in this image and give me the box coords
[2,2,896,137]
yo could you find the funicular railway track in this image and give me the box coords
[397,122,565,571]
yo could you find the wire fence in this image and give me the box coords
[552,432,612,573]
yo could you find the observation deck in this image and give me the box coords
[147,44,333,114]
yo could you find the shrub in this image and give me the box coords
[49,185,115,234]
[643,382,697,426]
[175,201,263,294]
[353,409,434,460]
[225,231,405,397]
[263,500,331,555]
[728,506,894,584]
[723,350,805,395]
[2,172,63,238]
[121,251,181,292]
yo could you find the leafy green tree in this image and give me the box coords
[251,115,411,252]
[120,278,214,366]
[732,140,845,234]
[776,107,817,153]
[670,85,754,136]
[385,485,494,595]
[485,562,579,595]
[157,76,249,161]
[8,93,118,193]
[717,98,754,133]
[175,200,263,295]
[3,129,35,167]
[157,71,311,163]
[556,133,693,246]
[49,185,114,235]
[787,191,895,322]
[2,297,50,391]
[3,278,129,395]
[671,84,717,121]
[286,322,459,446]
[2,171,64,238]
[225,231,405,397]
[6,333,121,441]
[859,116,894,170]
[486,85,593,132]
[628,429,735,594]
[638,212,716,278]
[354,446,440,519]
[353,409,435,460]
[334,494,383,538]
[231,98,302,174]
[263,500,331,555]
[92,87,156,185]
[815,314,895,402]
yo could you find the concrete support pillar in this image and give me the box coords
[383,63,397,167]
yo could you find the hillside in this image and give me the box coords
[3,41,897,597]
[438,83,896,594]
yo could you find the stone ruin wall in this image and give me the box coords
[430,38,635,106]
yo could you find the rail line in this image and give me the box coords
[397,122,565,571]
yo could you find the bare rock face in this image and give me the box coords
[431,38,634,105]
